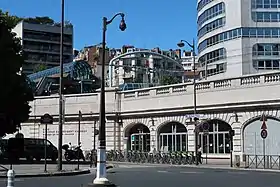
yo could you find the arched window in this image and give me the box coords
[158,122,188,152]
[199,119,232,154]
[125,123,150,152]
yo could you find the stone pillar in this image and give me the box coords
[150,130,156,152]
[131,59,136,81]
[187,123,196,152]
[118,60,124,85]
[149,55,154,83]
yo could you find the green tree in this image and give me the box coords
[25,16,54,25]
[0,11,34,137]
[0,10,23,28]
[160,75,181,85]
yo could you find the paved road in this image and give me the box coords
[1,165,280,187]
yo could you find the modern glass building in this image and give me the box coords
[197,0,280,80]
[28,60,100,96]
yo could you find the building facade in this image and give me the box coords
[108,46,184,89]
[13,21,73,74]
[74,44,112,80]
[180,51,200,81]
[197,0,280,80]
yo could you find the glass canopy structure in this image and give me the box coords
[28,61,100,96]
[28,60,94,82]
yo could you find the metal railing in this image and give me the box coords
[244,154,280,169]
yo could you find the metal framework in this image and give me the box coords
[28,61,94,82]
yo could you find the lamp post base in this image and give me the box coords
[88,178,117,187]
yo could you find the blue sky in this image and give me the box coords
[0,0,198,50]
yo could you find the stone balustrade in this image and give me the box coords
[120,72,280,113]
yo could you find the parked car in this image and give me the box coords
[6,138,58,161]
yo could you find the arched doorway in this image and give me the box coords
[158,122,187,152]
[125,123,150,152]
[199,119,232,154]
[243,117,280,155]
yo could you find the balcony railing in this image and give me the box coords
[121,71,280,99]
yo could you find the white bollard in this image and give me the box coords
[7,169,15,187]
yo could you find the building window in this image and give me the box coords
[252,0,280,9]
[253,60,280,70]
[198,17,226,38]
[253,43,280,56]
[198,48,226,66]
[198,120,232,154]
[201,63,226,78]
[197,0,215,11]
[197,2,225,28]
[198,27,280,53]
[252,12,280,22]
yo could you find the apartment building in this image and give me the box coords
[13,21,73,74]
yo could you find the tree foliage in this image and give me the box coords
[0,11,34,137]
[160,75,181,85]
[0,10,72,28]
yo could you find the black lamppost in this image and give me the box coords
[58,0,65,171]
[177,39,199,165]
[90,13,126,187]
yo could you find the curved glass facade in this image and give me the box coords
[28,61,99,96]
[198,27,280,53]
[197,0,214,11]
[28,61,94,82]
[198,48,226,66]
[198,17,226,38]
[197,2,225,27]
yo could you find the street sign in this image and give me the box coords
[40,113,53,124]
[261,129,268,139]
[261,120,267,130]
[202,122,209,130]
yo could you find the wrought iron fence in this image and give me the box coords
[244,154,280,169]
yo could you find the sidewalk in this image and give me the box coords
[0,164,91,178]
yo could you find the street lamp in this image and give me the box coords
[58,0,65,171]
[90,12,126,187]
[177,39,199,165]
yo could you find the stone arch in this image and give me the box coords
[241,115,280,132]
[123,122,150,152]
[157,121,188,152]
[242,115,280,155]
[156,120,187,133]
[198,119,232,154]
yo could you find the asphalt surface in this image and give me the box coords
[1,165,280,187]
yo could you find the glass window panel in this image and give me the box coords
[218,134,224,154]
[209,134,214,153]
